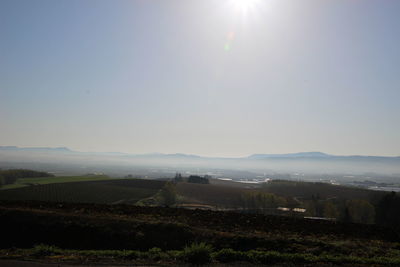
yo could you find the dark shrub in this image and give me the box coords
[148,247,164,261]
[119,250,140,260]
[32,244,58,257]
[214,248,249,263]
[248,250,283,264]
[182,242,212,264]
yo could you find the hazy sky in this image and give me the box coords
[1,0,399,157]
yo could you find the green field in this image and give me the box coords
[0,175,112,190]
[0,179,165,204]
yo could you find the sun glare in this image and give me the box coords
[231,0,261,13]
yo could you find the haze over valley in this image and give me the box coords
[1,146,399,192]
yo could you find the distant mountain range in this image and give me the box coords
[0,146,398,159]
[1,146,399,175]
[248,152,332,159]
[0,146,72,152]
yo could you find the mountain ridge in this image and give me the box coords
[1,146,399,159]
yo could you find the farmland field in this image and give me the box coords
[176,182,252,207]
[0,179,165,204]
[0,175,112,190]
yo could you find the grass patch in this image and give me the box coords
[0,183,27,190]
[0,179,164,203]
[2,244,400,265]
[31,244,60,257]
[181,242,213,264]
[213,248,249,262]
[1,175,112,190]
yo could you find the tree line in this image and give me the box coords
[174,173,210,184]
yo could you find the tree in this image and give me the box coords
[240,192,286,213]
[174,173,183,182]
[187,175,209,184]
[159,182,177,207]
[304,201,316,217]
[375,192,400,229]
[323,201,339,219]
[346,199,375,224]
[342,206,351,223]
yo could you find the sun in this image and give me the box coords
[230,0,261,13]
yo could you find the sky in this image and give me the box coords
[1,0,399,157]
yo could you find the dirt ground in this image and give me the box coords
[0,260,156,267]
